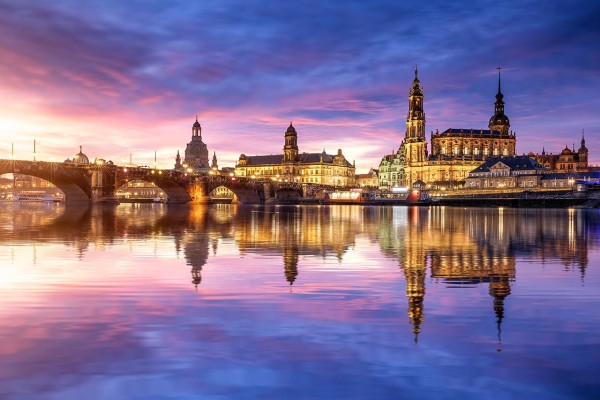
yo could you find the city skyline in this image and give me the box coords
[0,1,598,172]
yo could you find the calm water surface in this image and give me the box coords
[0,203,598,399]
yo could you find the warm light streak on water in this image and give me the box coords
[0,203,598,399]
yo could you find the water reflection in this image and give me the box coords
[3,204,597,341]
[2,204,597,288]
[0,204,598,399]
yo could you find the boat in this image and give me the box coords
[323,187,432,205]
[14,191,63,202]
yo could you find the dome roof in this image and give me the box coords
[193,116,201,128]
[489,114,510,127]
[285,122,296,134]
[72,146,90,165]
[561,146,573,155]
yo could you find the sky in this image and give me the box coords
[0,0,599,173]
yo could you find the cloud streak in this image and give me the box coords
[0,0,598,170]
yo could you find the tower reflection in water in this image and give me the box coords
[3,203,596,344]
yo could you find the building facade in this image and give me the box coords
[235,123,355,186]
[465,155,600,190]
[529,134,589,173]
[378,68,517,189]
[465,156,547,189]
[356,167,379,188]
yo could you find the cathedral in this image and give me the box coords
[235,123,355,186]
[175,117,210,172]
[378,67,517,189]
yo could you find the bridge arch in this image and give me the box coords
[115,171,192,204]
[0,160,91,203]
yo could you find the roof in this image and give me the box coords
[242,152,352,167]
[243,154,283,165]
[438,128,508,136]
[470,156,545,174]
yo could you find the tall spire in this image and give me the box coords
[497,66,502,94]
[489,67,510,134]
[414,64,419,83]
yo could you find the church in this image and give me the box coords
[174,117,211,172]
[378,67,517,189]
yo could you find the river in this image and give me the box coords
[0,203,598,399]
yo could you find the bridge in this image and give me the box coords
[0,159,332,204]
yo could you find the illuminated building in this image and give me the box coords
[235,123,356,186]
[465,155,599,190]
[465,155,547,189]
[529,133,589,172]
[356,167,379,188]
[379,67,517,189]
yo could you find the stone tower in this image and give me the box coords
[211,151,219,170]
[404,66,428,168]
[283,122,299,163]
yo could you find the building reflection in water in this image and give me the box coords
[2,203,598,344]
[375,206,599,344]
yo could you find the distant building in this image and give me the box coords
[235,123,355,187]
[529,134,589,173]
[64,146,91,165]
[356,168,379,188]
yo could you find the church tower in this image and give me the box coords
[211,151,219,170]
[283,122,299,163]
[404,66,428,169]
[488,67,510,134]
[174,150,182,171]
[578,130,589,166]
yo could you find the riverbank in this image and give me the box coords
[433,189,600,208]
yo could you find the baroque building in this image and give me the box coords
[175,117,210,172]
[235,123,356,186]
[529,132,589,173]
[378,67,517,189]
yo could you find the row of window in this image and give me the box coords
[440,147,510,156]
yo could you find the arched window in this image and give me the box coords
[483,148,489,156]
[464,147,469,155]
[441,146,447,155]
[493,148,499,156]
[502,148,508,156]
[474,148,480,156]
[454,146,459,155]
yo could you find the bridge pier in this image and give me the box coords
[91,165,119,204]
[188,181,211,204]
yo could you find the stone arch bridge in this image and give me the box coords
[0,159,333,204]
